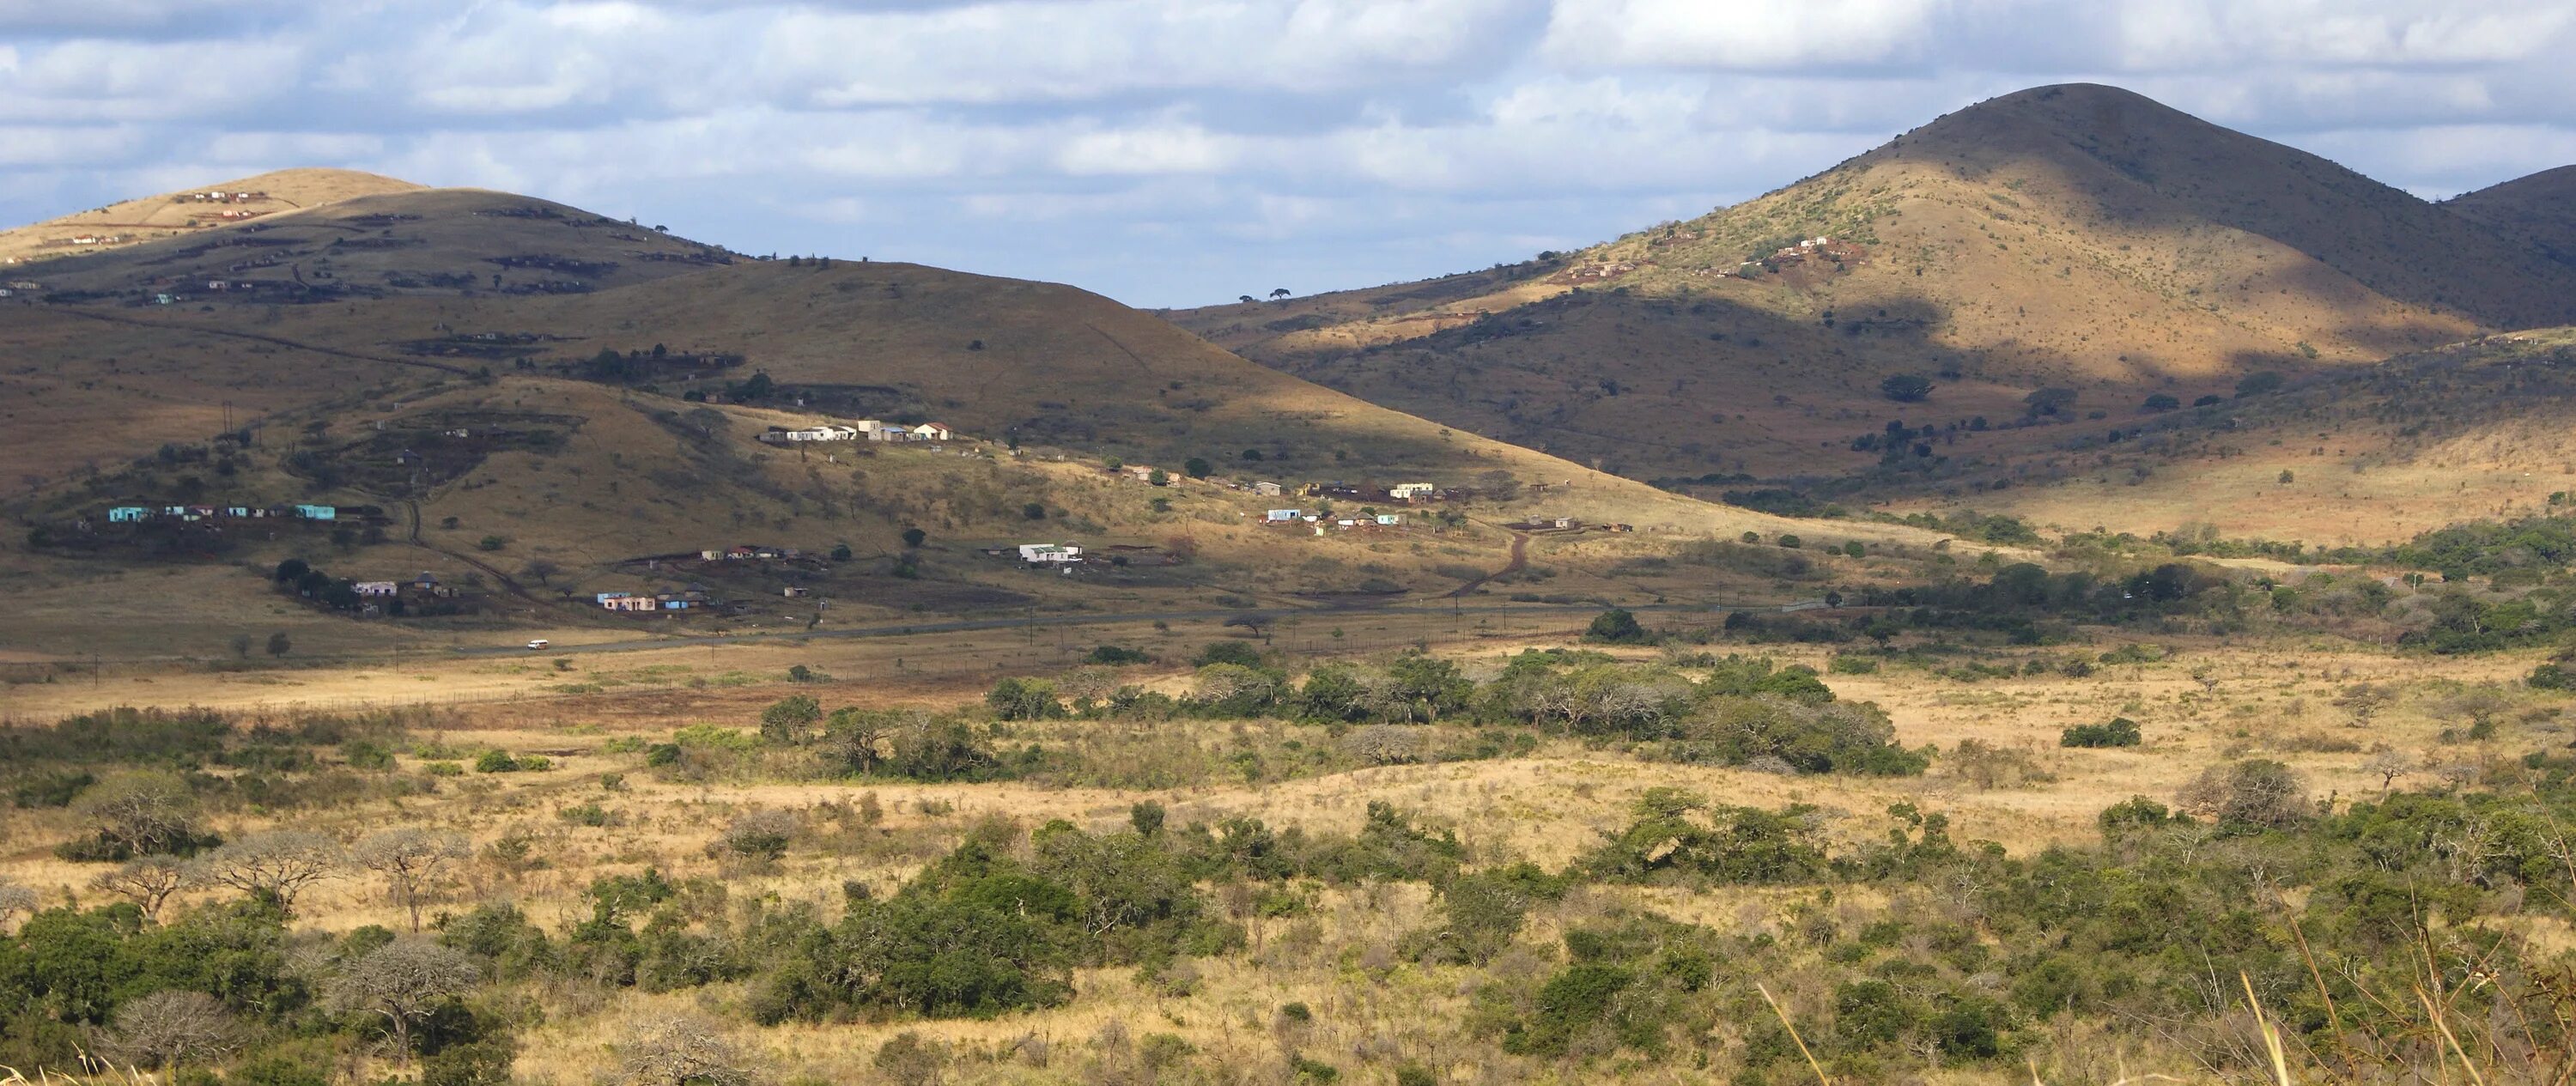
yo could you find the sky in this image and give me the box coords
[5,0,2576,308]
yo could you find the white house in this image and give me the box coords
[1018,543,1082,564]
[1250,481,1283,497]
[354,581,398,597]
[1265,508,1302,523]
[1390,482,1436,501]
[912,422,955,441]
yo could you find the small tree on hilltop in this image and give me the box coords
[1879,374,1934,403]
[618,1013,756,1086]
[327,937,480,1064]
[350,828,471,932]
[89,856,191,920]
[901,527,927,549]
[760,695,823,745]
[1583,608,1650,645]
[105,990,241,1071]
[197,829,342,913]
[71,770,208,858]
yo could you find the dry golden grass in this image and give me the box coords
[3,624,2557,1084]
[0,167,422,266]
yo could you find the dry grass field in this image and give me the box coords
[3,620,2563,1084]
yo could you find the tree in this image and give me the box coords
[197,830,341,913]
[326,937,481,1063]
[229,634,252,658]
[830,543,854,561]
[901,527,927,549]
[2176,760,2312,830]
[1270,288,1291,299]
[350,829,471,932]
[89,856,191,920]
[1182,457,1212,479]
[0,877,36,928]
[1879,374,1934,403]
[823,707,900,774]
[1583,608,1649,645]
[519,558,562,585]
[617,1013,755,1086]
[2024,386,2078,416]
[2361,749,2415,796]
[104,990,240,1071]
[2142,393,2180,412]
[1022,501,1048,520]
[265,631,292,658]
[759,695,823,744]
[71,770,205,858]
[718,810,799,863]
[874,1030,949,1086]
[1147,469,1170,487]
[1239,294,1256,304]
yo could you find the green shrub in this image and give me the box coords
[473,750,521,774]
[2060,717,2142,748]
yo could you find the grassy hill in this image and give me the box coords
[2,179,1941,659]
[1171,83,2576,488]
[1873,327,2576,545]
[0,167,423,266]
[2447,166,2576,270]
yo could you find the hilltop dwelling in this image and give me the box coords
[1265,508,1303,523]
[107,506,149,523]
[1018,543,1083,565]
[1376,514,1402,525]
[913,422,955,441]
[295,504,337,521]
[760,423,859,445]
[1390,482,1436,501]
[354,581,398,598]
[1250,481,1284,497]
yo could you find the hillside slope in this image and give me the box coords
[1173,84,2576,483]
[0,167,423,266]
[2447,166,2576,270]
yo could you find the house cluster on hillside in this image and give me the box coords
[105,503,343,524]
[1302,481,1445,503]
[352,571,460,601]
[594,588,713,613]
[698,544,799,561]
[757,419,958,446]
[1735,236,1862,278]
[1263,509,1406,532]
[177,191,269,203]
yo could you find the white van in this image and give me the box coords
[526,639,550,650]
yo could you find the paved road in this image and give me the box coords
[453,598,1747,657]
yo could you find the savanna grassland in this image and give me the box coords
[17,80,2576,1086]
[14,522,2576,1086]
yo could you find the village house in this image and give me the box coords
[1265,508,1303,523]
[1122,464,1162,482]
[1250,481,1284,498]
[354,581,398,598]
[1018,543,1082,565]
[1390,482,1437,502]
[912,422,954,441]
[758,423,859,445]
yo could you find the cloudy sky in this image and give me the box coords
[5,0,2574,306]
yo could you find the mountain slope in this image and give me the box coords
[0,167,423,266]
[2,178,1863,598]
[2447,166,2576,270]
[1172,83,2576,483]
